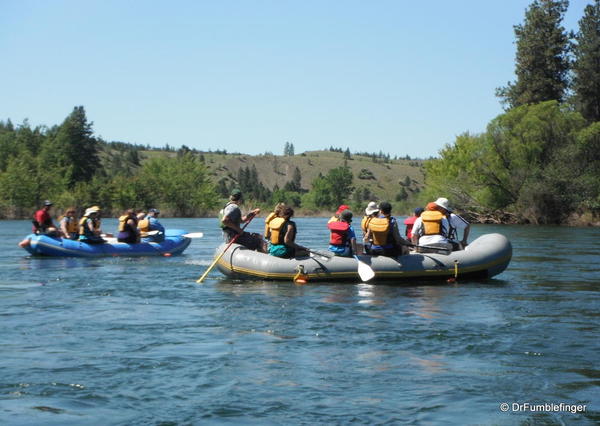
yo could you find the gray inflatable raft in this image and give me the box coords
[215,233,512,283]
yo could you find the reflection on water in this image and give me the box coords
[1,218,599,424]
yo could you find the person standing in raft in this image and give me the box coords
[220,189,265,251]
[79,207,106,244]
[404,207,424,241]
[328,209,358,257]
[267,207,308,258]
[327,204,350,223]
[32,200,59,236]
[139,208,165,242]
[433,197,470,250]
[117,209,140,243]
[361,201,379,254]
[59,207,79,239]
[365,201,409,257]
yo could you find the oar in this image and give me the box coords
[354,255,375,282]
[181,232,204,238]
[196,216,255,283]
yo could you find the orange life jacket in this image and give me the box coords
[367,217,391,246]
[421,210,444,235]
[268,217,287,245]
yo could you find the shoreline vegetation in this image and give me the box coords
[2,1,599,227]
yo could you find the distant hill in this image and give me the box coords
[140,148,426,211]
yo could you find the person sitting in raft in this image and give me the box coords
[264,202,286,240]
[365,201,409,257]
[32,200,59,236]
[79,207,106,244]
[433,197,471,250]
[117,209,141,244]
[328,209,358,257]
[327,204,350,223]
[411,202,452,252]
[404,207,424,241]
[59,207,79,240]
[267,207,308,258]
[139,208,165,242]
[361,201,379,254]
[220,189,265,252]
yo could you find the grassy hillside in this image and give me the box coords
[139,149,425,210]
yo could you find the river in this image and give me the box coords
[1,218,598,425]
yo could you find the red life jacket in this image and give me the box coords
[328,221,349,245]
[404,216,417,239]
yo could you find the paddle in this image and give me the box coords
[354,255,375,282]
[181,232,204,238]
[196,214,255,283]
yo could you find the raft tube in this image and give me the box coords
[215,233,512,283]
[21,229,191,257]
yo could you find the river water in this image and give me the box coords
[1,218,598,425]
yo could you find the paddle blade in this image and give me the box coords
[182,232,204,238]
[355,256,375,282]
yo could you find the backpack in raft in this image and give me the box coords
[328,221,350,245]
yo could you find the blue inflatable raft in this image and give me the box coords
[20,229,191,257]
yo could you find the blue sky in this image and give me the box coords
[0,0,590,158]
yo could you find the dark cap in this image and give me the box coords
[414,207,424,216]
[230,188,242,200]
[149,208,160,214]
[340,209,353,221]
[378,201,392,214]
[44,200,53,206]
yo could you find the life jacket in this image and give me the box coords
[421,210,445,236]
[327,215,339,224]
[361,216,373,234]
[328,221,350,246]
[118,215,130,232]
[60,216,78,234]
[264,212,277,238]
[367,216,393,247]
[404,216,417,239]
[268,217,288,245]
[79,217,93,237]
[138,218,150,237]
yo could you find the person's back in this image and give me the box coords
[411,202,450,249]
[328,209,357,257]
[366,201,407,257]
[268,207,306,258]
[117,209,140,244]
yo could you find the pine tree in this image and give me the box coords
[496,0,570,109]
[572,0,600,122]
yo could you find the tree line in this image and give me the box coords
[0,107,218,218]
[423,0,600,224]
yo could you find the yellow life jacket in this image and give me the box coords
[264,212,277,238]
[367,217,391,246]
[60,216,78,234]
[361,216,373,234]
[268,217,287,245]
[421,210,444,235]
[138,218,150,237]
[79,217,90,236]
[118,215,130,232]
